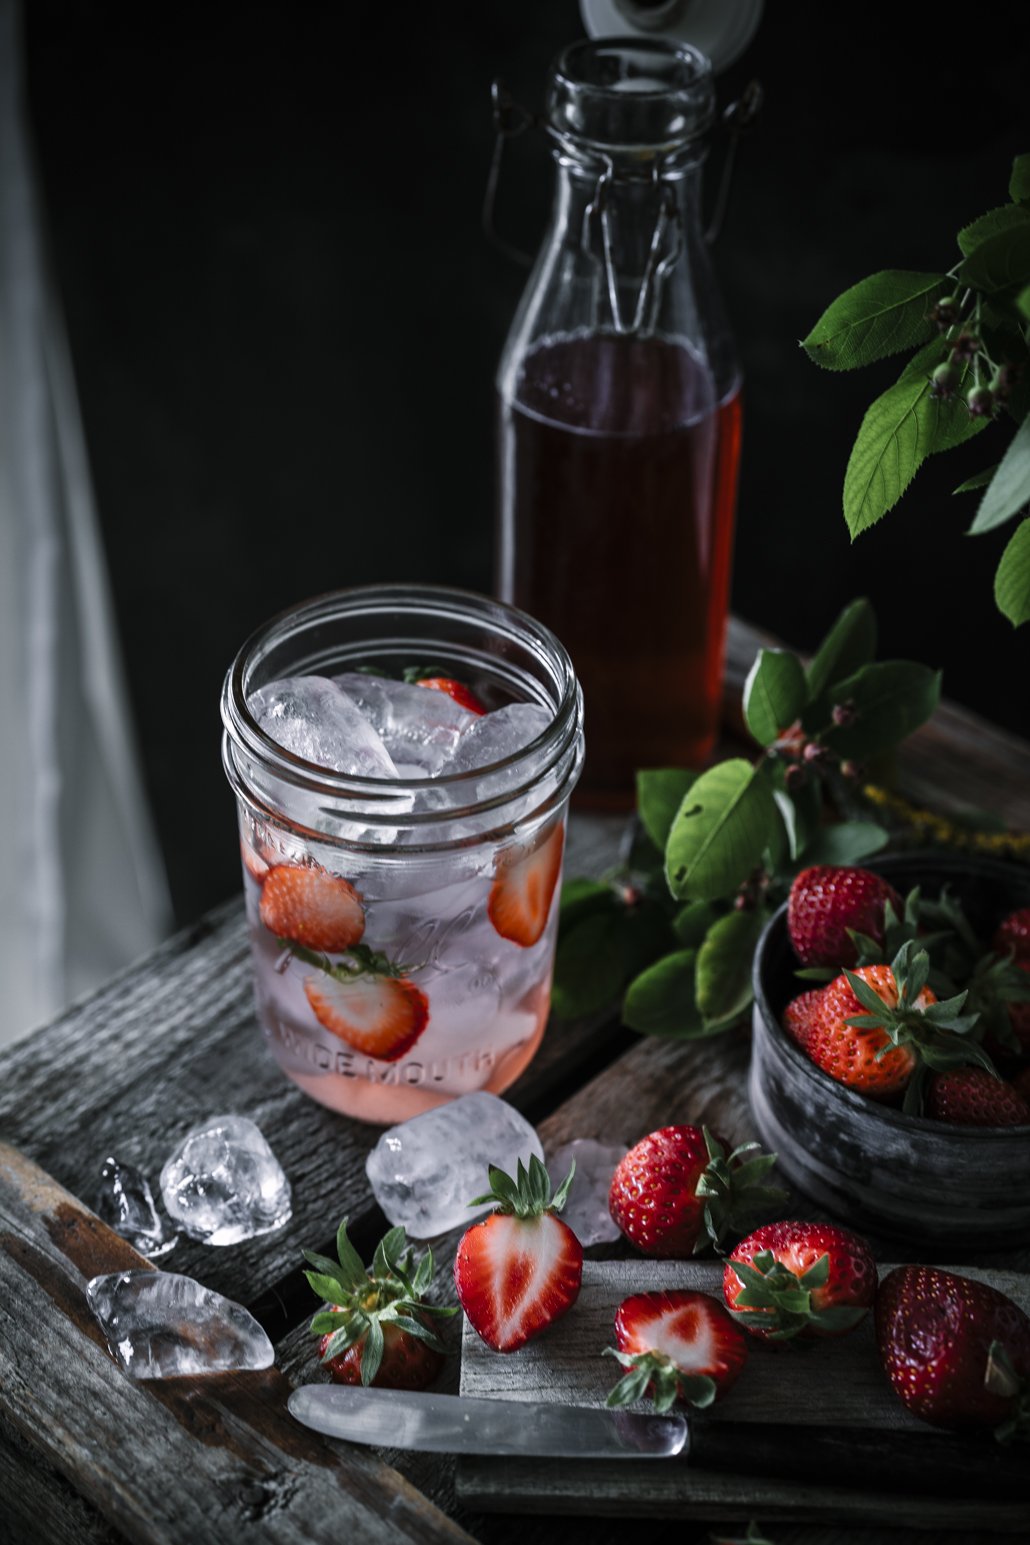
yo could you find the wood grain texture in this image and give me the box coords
[0,1143,474,1545]
[456,1261,1029,1527]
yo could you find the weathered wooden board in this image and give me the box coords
[456,1258,1030,1528]
[0,1142,475,1545]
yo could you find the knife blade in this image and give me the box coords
[288,1385,687,1460]
[288,1384,1028,1499]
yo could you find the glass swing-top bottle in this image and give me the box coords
[496,38,742,805]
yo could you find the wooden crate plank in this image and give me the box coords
[0,1143,475,1545]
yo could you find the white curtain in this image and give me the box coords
[0,0,172,1047]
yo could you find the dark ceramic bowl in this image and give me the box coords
[750,851,1030,1251]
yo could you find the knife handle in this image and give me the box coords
[689,1419,1026,1500]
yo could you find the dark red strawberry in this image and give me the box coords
[724,1220,877,1340]
[876,1265,1030,1437]
[992,909,1030,1057]
[488,822,564,948]
[787,865,902,968]
[926,1068,1030,1126]
[305,1218,457,1391]
[259,863,365,953]
[604,1290,749,1413]
[303,947,429,1062]
[608,1126,784,1259]
[416,676,486,715]
[454,1155,582,1352]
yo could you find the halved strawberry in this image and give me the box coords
[416,676,486,715]
[259,863,365,953]
[454,1154,582,1352]
[240,837,270,884]
[304,949,428,1062]
[488,822,564,948]
[604,1290,748,1413]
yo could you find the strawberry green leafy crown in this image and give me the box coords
[603,1344,717,1415]
[468,1153,575,1218]
[695,1127,787,1255]
[729,1251,867,1341]
[842,938,994,1114]
[987,1341,1030,1445]
[304,1218,457,1386]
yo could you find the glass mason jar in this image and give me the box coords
[221,585,584,1126]
[496,37,742,805]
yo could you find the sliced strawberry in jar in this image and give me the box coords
[416,677,486,716]
[305,967,429,1061]
[488,822,564,948]
[259,864,365,953]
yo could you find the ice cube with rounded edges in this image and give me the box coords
[446,703,552,775]
[86,1269,274,1378]
[547,1138,629,1246]
[333,673,475,775]
[365,1092,544,1238]
[94,1156,177,1260]
[159,1115,292,1246]
[249,675,401,779]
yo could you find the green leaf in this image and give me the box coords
[954,464,999,495]
[559,878,613,929]
[742,649,807,746]
[623,949,703,1038]
[304,1271,350,1305]
[843,374,931,537]
[797,821,890,868]
[672,899,718,947]
[551,909,629,1020]
[360,1317,384,1386]
[801,271,944,371]
[336,1219,366,1286]
[995,517,1030,626]
[636,768,697,851]
[957,204,1030,257]
[622,899,677,977]
[968,414,1030,534]
[1010,153,1030,204]
[771,776,822,867]
[665,760,777,902]
[957,224,1030,293]
[1018,285,1030,323]
[695,910,765,1021]
[926,387,990,455]
[804,597,877,703]
[824,661,941,758]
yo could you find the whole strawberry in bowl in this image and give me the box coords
[750,851,1030,1251]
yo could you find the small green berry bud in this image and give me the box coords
[966,384,995,419]
[930,361,959,399]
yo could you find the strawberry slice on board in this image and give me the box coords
[454,1154,582,1352]
[259,863,365,953]
[304,1217,458,1392]
[302,946,429,1062]
[488,821,565,948]
[604,1289,749,1413]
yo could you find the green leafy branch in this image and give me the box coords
[553,599,941,1039]
[802,152,1030,625]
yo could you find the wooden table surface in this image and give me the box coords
[2,618,1029,1545]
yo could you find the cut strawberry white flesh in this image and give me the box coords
[454,1208,582,1352]
[488,823,564,948]
[259,864,365,953]
[304,971,429,1062]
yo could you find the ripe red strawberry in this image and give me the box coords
[259,863,365,953]
[488,822,564,948]
[305,1218,457,1391]
[782,989,822,1055]
[604,1290,749,1413]
[787,865,902,968]
[1014,1066,1030,1103]
[304,948,429,1061]
[416,676,486,715]
[608,1126,784,1259]
[876,1264,1030,1437]
[926,1068,1030,1126]
[788,964,920,1100]
[454,1155,582,1352]
[724,1220,877,1341]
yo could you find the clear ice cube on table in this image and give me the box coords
[333,672,475,776]
[547,1138,629,1246]
[249,675,401,779]
[86,1269,274,1379]
[94,1156,177,1260]
[365,1091,544,1237]
[159,1115,292,1246]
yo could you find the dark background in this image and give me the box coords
[24,1,1030,927]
